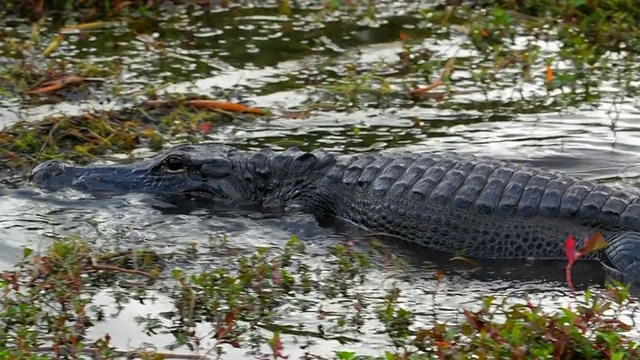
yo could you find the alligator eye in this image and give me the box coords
[164,156,185,172]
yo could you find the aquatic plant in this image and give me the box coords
[0,235,638,359]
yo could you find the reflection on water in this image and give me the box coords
[2,1,640,355]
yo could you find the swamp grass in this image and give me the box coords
[3,0,640,164]
[0,95,266,172]
[2,0,640,171]
[1,235,639,359]
[2,0,640,359]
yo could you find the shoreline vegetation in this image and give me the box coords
[1,235,639,359]
[2,0,640,358]
[2,0,640,171]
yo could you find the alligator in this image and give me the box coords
[29,143,640,286]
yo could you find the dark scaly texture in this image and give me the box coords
[29,144,640,286]
[320,152,622,261]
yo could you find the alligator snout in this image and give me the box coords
[30,160,74,191]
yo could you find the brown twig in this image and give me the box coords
[89,256,157,280]
[408,58,456,96]
[25,75,86,94]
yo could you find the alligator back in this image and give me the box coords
[319,151,640,260]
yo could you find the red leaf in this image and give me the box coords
[225,309,237,327]
[564,234,580,291]
[463,309,482,330]
[564,234,578,264]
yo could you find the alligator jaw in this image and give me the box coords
[30,159,222,202]
[29,147,248,202]
[179,189,220,199]
[29,158,200,197]
[30,159,150,195]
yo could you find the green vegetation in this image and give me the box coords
[1,0,640,359]
[3,0,640,169]
[1,236,639,359]
[0,95,266,171]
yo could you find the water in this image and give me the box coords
[2,1,640,356]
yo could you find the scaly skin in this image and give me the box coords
[29,143,640,285]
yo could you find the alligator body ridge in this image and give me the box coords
[29,143,640,285]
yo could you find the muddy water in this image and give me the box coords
[2,1,640,356]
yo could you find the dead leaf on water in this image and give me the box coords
[25,76,104,95]
[144,99,267,115]
[449,256,481,269]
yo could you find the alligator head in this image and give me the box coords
[30,144,261,200]
[29,143,338,210]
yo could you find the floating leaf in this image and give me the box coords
[25,76,85,94]
[546,64,554,84]
[449,256,481,268]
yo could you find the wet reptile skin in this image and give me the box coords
[29,144,640,285]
